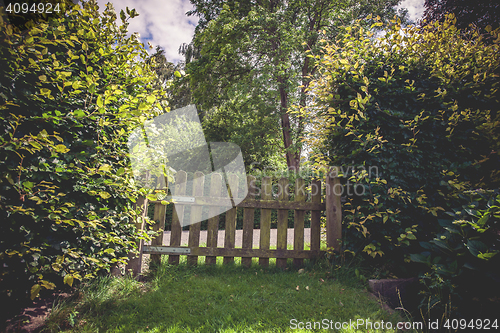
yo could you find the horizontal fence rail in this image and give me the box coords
[126,169,342,275]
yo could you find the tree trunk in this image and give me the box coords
[279,79,300,171]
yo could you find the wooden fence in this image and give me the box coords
[126,169,342,275]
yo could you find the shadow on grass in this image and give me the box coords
[44,258,409,333]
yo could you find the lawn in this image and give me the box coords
[43,257,416,333]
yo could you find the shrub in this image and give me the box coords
[304,14,500,274]
[0,0,165,308]
[411,190,500,318]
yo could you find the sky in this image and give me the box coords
[96,0,425,64]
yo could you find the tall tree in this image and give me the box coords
[187,0,407,171]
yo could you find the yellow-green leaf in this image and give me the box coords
[41,280,56,290]
[30,284,42,300]
[55,144,70,153]
[63,274,74,287]
[99,164,111,172]
[97,95,104,108]
[99,191,111,199]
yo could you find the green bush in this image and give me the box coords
[0,0,165,307]
[411,190,500,318]
[304,14,500,274]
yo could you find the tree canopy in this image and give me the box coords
[186,0,407,171]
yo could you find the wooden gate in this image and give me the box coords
[126,169,342,275]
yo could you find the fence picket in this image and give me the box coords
[241,175,256,267]
[293,178,306,268]
[223,174,239,264]
[125,196,148,276]
[168,171,187,265]
[151,201,166,265]
[187,172,204,265]
[206,173,222,264]
[259,176,272,267]
[276,177,289,269]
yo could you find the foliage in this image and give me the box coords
[422,0,500,35]
[304,15,500,273]
[411,190,500,318]
[187,0,406,170]
[146,46,193,110]
[0,0,166,308]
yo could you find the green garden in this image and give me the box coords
[1,0,499,332]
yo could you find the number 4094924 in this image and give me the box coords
[5,2,60,14]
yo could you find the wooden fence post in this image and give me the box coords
[326,167,342,252]
[126,195,148,277]
[310,179,322,254]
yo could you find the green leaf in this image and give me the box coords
[477,252,497,260]
[99,164,112,172]
[467,240,488,257]
[174,70,182,78]
[55,144,70,153]
[99,191,111,199]
[30,284,42,300]
[63,274,74,287]
[97,95,104,108]
[73,110,85,118]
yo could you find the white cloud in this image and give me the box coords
[97,0,198,63]
[397,0,425,23]
[93,0,423,64]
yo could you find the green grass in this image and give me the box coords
[43,258,417,333]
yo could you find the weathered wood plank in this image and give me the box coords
[259,176,272,267]
[310,179,322,254]
[151,202,166,265]
[206,173,222,265]
[276,177,289,269]
[149,198,324,210]
[168,171,187,265]
[223,174,239,264]
[126,196,148,276]
[151,173,167,266]
[144,246,324,259]
[241,175,256,267]
[293,178,306,268]
[187,172,204,265]
[326,167,342,252]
